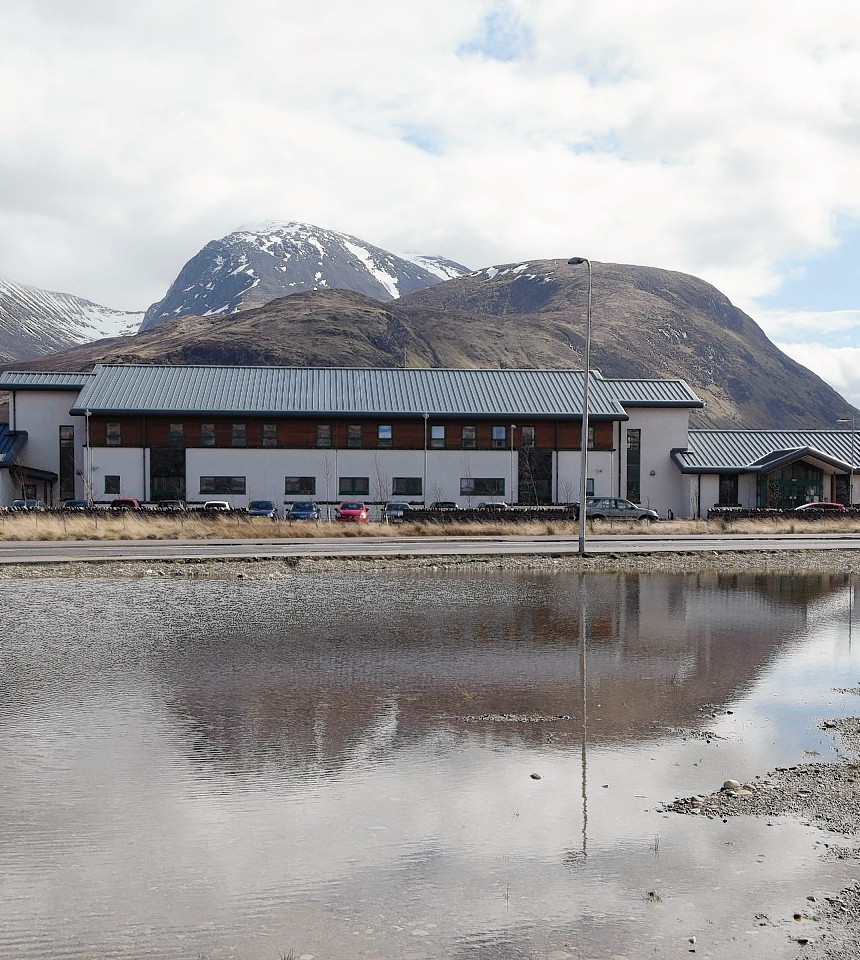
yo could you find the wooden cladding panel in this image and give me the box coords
[87,416,616,450]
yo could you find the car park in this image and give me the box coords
[9,498,46,510]
[109,498,142,511]
[286,501,320,522]
[202,500,232,511]
[794,501,846,512]
[384,502,411,521]
[335,500,369,523]
[62,498,89,510]
[247,499,277,518]
[579,497,659,522]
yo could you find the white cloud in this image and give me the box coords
[0,0,858,380]
[773,340,860,411]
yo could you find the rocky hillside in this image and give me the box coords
[140,222,468,331]
[3,259,855,430]
[0,277,141,362]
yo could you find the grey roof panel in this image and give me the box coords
[68,364,652,418]
[675,429,858,472]
[0,423,27,466]
[0,371,94,390]
[603,377,704,407]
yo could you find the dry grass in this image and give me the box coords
[0,511,858,542]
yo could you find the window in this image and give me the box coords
[200,423,216,447]
[285,476,316,495]
[59,425,75,500]
[262,424,278,448]
[106,422,121,446]
[316,424,332,448]
[339,476,369,496]
[392,477,422,496]
[626,428,641,503]
[460,477,505,496]
[430,425,446,449]
[587,425,595,450]
[461,425,476,449]
[491,425,507,449]
[200,476,246,494]
[347,424,362,449]
[520,425,536,448]
[167,423,183,447]
[377,425,393,448]
[719,474,739,506]
[105,475,121,495]
[231,424,246,447]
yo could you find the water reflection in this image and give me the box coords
[0,569,856,960]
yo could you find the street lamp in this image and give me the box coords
[569,256,592,556]
[423,412,429,506]
[838,417,856,506]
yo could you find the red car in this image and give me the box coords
[794,501,846,512]
[335,500,369,523]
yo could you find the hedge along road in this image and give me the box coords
[2,532,860,565]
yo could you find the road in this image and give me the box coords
[1,532,859,564]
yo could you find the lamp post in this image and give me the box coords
[423,412,429,506]
[568,256,592,556]
[838,417,856,506]
[510,424,517,505]
[85,408,92,507]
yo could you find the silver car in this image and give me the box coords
[582,497,659,522]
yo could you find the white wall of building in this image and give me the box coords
[8,390,88,503]
[90,447,148,501]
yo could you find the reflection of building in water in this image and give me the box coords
[160,571,849,778]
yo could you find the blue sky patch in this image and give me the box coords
[458,6,532,62]
[762,218,860,312]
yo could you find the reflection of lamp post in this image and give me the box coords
[423,412,429,506]
[510,424,517,505]
[568,257,592,556]
[837,417,856,506]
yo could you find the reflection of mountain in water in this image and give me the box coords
[160,570,849,778]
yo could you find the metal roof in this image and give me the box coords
[52,364,677,419]
[0,423,28,466]
[0,371,94,390]
[603,377,704,407]
[674,429,858,473]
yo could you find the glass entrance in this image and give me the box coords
[757,462,823,508]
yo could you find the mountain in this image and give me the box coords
[4,258,856,430]
[0,277,141,363]
[139,221,469,332]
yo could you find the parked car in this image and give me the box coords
[62,498,89,511]
[247,499,277,518]
[202,500,232,512]
[286,501,320,522]
[430,501,459,510]
[158,499,187,511]
[579,497,659,522]
[794,501,846,512]
[335,500,369,523]
[9,498,46,510]
[478,501,510,511]
[384,502,411,521]
[109,498,142,511]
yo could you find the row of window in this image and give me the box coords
[104,422,540,449]
[103,475,507,497]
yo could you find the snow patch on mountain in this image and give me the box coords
[0,276,141,361]
[140,221,470,332]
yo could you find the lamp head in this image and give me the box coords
[568,257,588,266]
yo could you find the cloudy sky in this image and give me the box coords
[2,0,859,408]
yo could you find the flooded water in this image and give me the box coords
[1,569,859,960]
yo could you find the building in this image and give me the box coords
[1,364,704,515]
